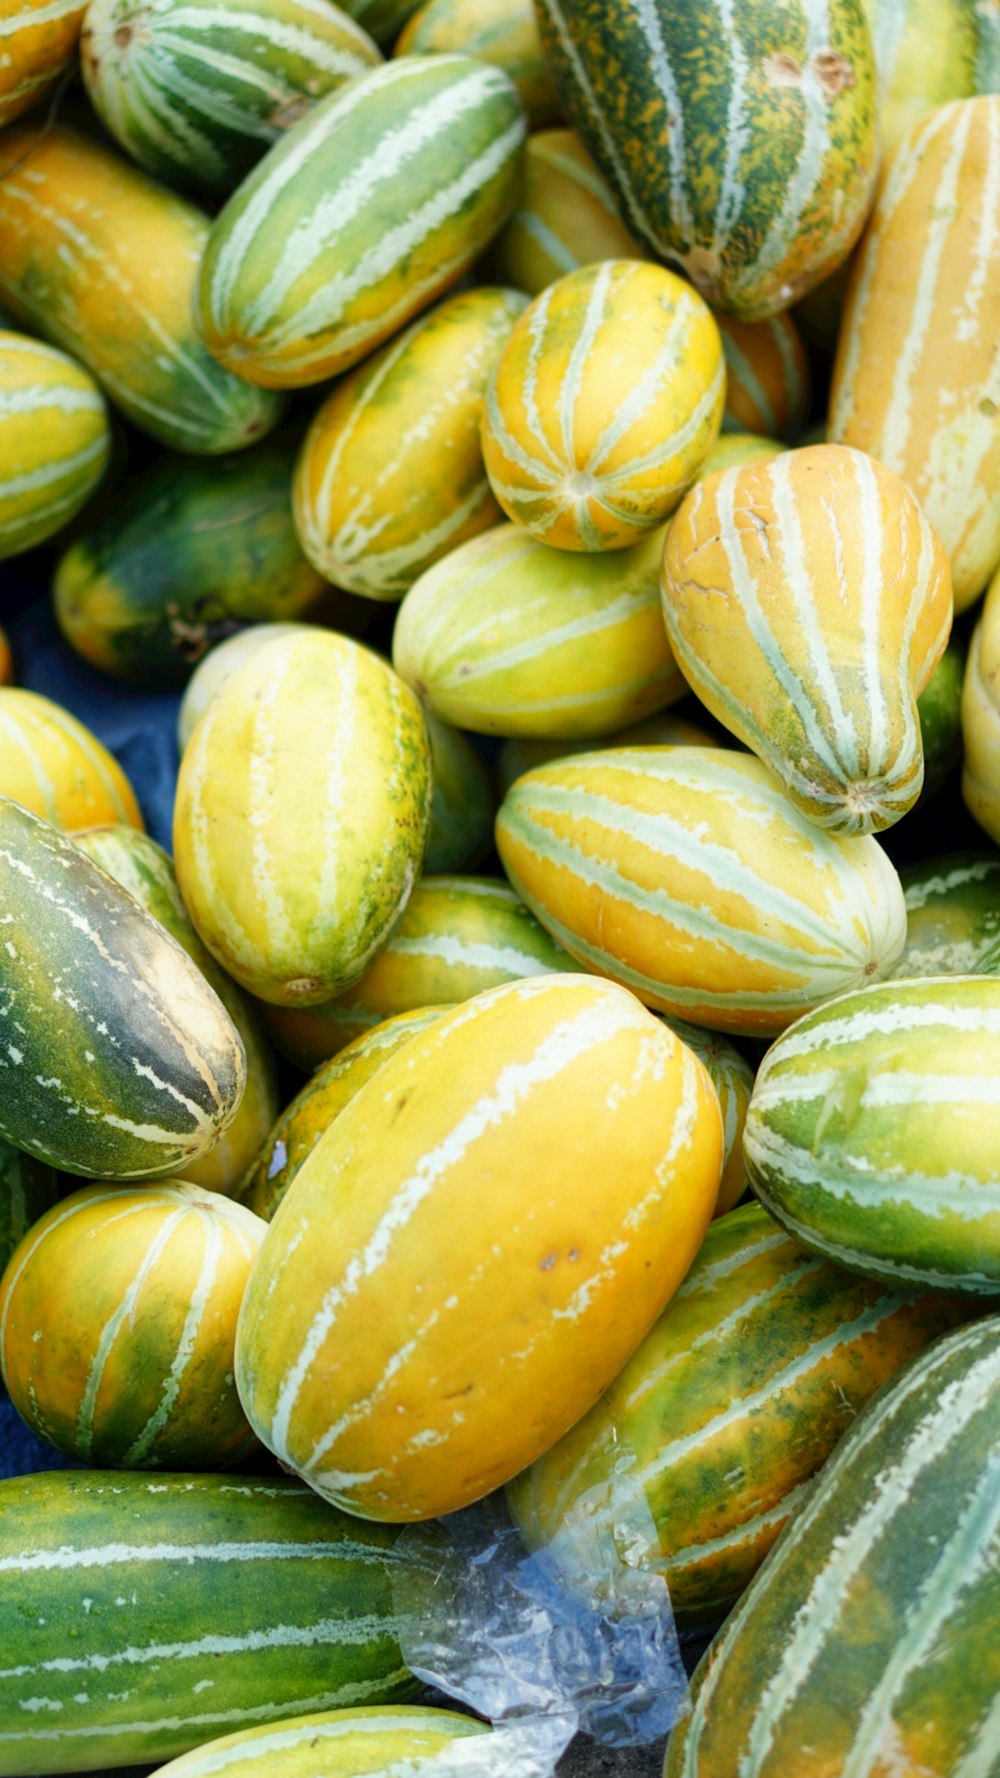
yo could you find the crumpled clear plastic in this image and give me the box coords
[392,1477,689,1778]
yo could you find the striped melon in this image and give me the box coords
[0,687,143,832]
[0,797,246,1182]
[54,446,326,684]
[392,521,686,738]
[0,331,110,559]
[697,432,786,475]
[509,1203,964,1625]
[830,96,1000,613]
[236,973,724,1521]
[0,1139,59,1279]
[487,128,643,297]
[239,1007,450,1220]
[962,569,1000,841]
[81,0,381,198]
[194,57,527,390]
[259,875,572,1067]
[894,854,1000,979]
[293,286,527,599]
[744,975,1000,1293]
[661,445,954,835]
[0,1470,417,1775]
[396,0,558,125]
[481,260,724,551]
[662,1020,753,1217]
[173,628,432,1007]
[0,0,85,128]
[74,827,279,1197]
[495,710,723,797]
[0,126,282,453]
[863,0,994,152]
[534,0,878,319]
[917,632,965,801]
[177,623,314,752]
[495,747,907,1035]
[716,311,809,442]
[148,1706,491,1778]
[423,714,494,873]
[0,1181,265,1468]
[665,1315,1000,1778]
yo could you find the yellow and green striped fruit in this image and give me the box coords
[395,0,558,125]
[661,445,954,835]
[0,0,85,127]
[745,975,1000,1294]
[81,0,381,198]
[481,260,724,551]
[662,1021,754,1217]
[961,565,1000,842]
[54,445,326,685]
[665,1316,1000,1778]
[75,827,279,1198]
[0,127,282,454]
[0,1140,59,1279]
[0,1182,265,1468]
[0,1472,417,1775]
[240,1007,450,1220]
[697,433,786,476]
[237,974,723,1521]
[174,628,432,1007]
[0,332,110,559]
[495,709,723,797]
[392,521,686,738]
[863,0,994,152]
[195,56,527,390]
[535,0,878,320]
[293,286,526,599]
[495,748,907,1036]
[488,128,644,297]
[260,874,572,1067]
[716,311,809,442]
[177,622,314,752]
[831,96,1000,613]
[894,855,1000,979]
[149,1706,490,1778]
[0,687,143,832]
[423,713,494,873]
[0,798,247,1182]
[509,1203,963,1625]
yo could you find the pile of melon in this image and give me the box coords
[0,0,997,1773]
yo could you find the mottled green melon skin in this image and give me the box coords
[534,0,878,317]
[916,634,965,801]
[54,444,325,685]
[665,1317,1000,1778]
[0,1471,417,1776]
[895,851,1000,979]
[0,798,246,1181]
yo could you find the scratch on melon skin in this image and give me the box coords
[665,1317,1000,1778]
[0,1471,419,1775]
[0,799,246,1181]
[535,0,878,318]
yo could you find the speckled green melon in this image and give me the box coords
[173,628,433,1007]
[74,826,279,1196]
[0,798,246,1182]
[239,1007,450,1220]
[535,0,879,318]
[893,854,1000,980]
[509,1203,963,1625]
[259,875,572,1067]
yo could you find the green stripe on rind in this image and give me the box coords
[665,1317,1000,1777]
[744,974,1000,1293]
[81,0,381,198]
[0,1472,419,1776]
[0,797,246,1181]
[895,851,1000,978]
[0,332,111,559]
[534,0,878,318]
[146,1705,490,1778]
[195,56,527,389]
[508,1202,961,1623]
